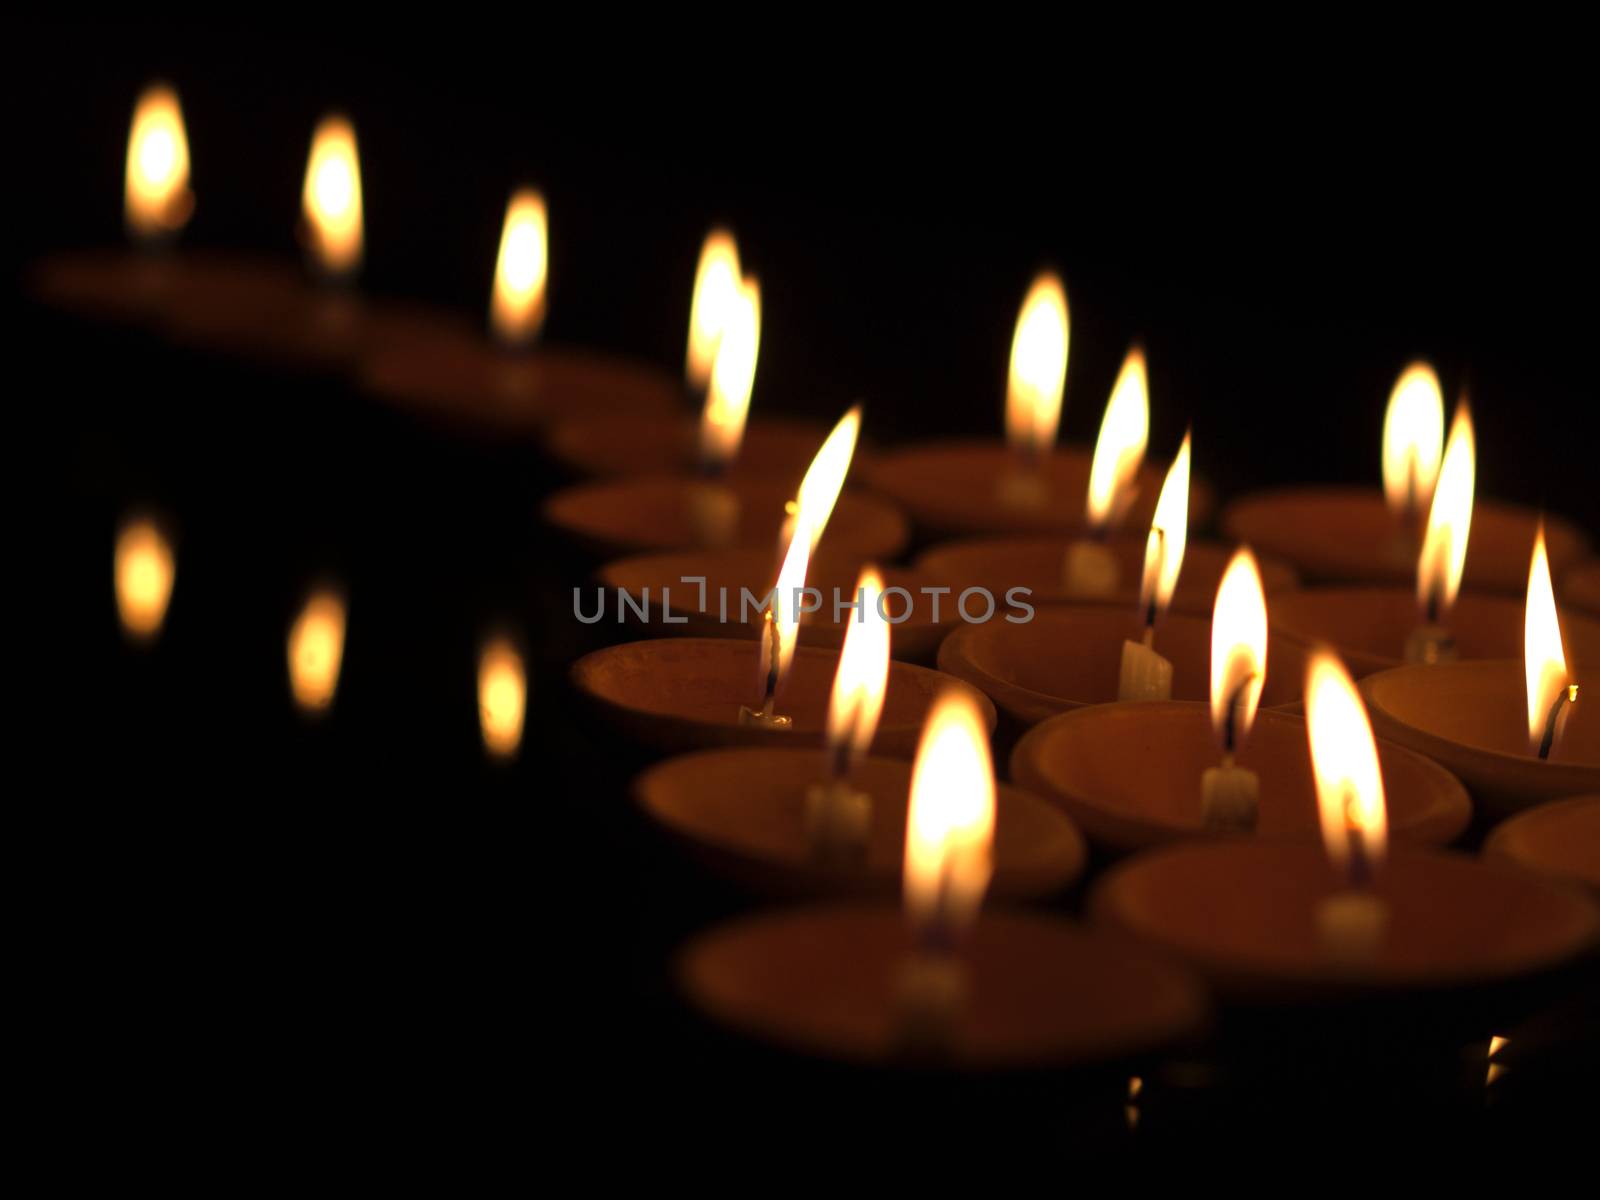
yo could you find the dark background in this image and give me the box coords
[17,23,1597,1163]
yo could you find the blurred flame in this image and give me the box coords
[1381,361,1445,516]
[479,638,527,760]
[1004,272,1070,458]
[699,276,761,470]
[1525,523,1573,751]
[904,688,996,942]
[489,189,548,346]
[826,567,890,765]
[1306,651,1387,876]
[1416,402,1475,619]
[1210,548,1268,750]
[114,519,174,640]
[685,229,742,390]
[124,83,193,241]
[1086,346,1150,528]
[1139,431,1191,620]
[288,590,347,713]
[301,114,363,278]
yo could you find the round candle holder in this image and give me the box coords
[1221,486,1589,594]
[570,637,994,757]
[916,535,1298,619]
[545,477,909,561]
[544,412,830,482]
[859,440,1214,539]
[1483,795,1600,900]
[937,606,1308,730]
[1270,586,1600,678]
[679,905,1207,1070]
[1092,841,1600,1003]
[361,327,682,436]
[1362,660,1600,820]
[634,748,1086,900]
[1011,702,1471,855]
[596,547,958,662]
[1565,562,1600,618]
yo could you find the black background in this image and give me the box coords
[17,21,1598,1164]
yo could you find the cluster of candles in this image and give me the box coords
[70,84,1600,1070]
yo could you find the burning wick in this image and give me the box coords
[738,609,793,730]
[1537,684,1579,761]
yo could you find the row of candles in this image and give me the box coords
[77,83,1599,1067]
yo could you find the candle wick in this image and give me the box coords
[1538,684,1578,761]
[759,608,781,713]
[1343,786,1372,890]
[1222,672,1258,755]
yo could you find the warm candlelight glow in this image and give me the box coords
[288,590,347,713]
[478,637,527,760]
[825,567,890,767]
[1004,272,1070,459]
[301,114,363,278]
[114,518,174,640]
[1306,651,1388,876]
[792,405,863,553]
[489,189,548,346]
[124,83,193,241]
[1138,431,1191,621]
[685,228,742,390]
[1525,523,1575,753]
[1381,361,1445,517]
[1086,346,1150,529]
[1416,402,1475,621]
[1210,548,1268,750]
[699,276,761,470]
[904,688,996,942]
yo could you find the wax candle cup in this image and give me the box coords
[1115,432,1191,701]
[1483,795,1600,899]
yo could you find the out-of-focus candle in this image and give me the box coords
[1118,431,1191,701]
[479,637,527,760]
[288,589,347,713]
[1406,400,1474,663]
[997,272,1069,506]
[1381,361,1445,524]
[124,83,193,243]
[300,114,363,281]
[685,228,742,392]
[690,274,761,544]
[1201,548,1268,830]
[1063,346,1149,596]
[489,189,548,347]
[114,518,175,642]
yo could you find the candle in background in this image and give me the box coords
[896,687,996,1056]
[685,228,742,394]
[288,589,347,714]
[1201,549,1268,830]
[1306,650,1390,961]
[489,189,548,347]
[478,637,527,761]
[804,567,891,862]
[114,517,175,642]
[1526,522,1578,760]
[1380,361,1445,552]
[690,275,760,545]
[1406,401,1474,663]
[996,272,1070,507]
[299,114,364,282]
[1063,346,1149,596]
[124,84,194,245]
[1118,430,1191,700]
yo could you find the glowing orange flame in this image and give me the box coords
[1525,523,1575,752]
[489,189,548,346]
[826,567,890,766]
[1210,548,1267,750]
[1416,402,1475,620]
[301,114,363,278]
[686,228,742,391]
[478,638,527,760]
[699,275,761,470]
[1004,272,1069,458]
[114,518,174,641]
[1381,361,1445,517]
[1086,345,1149,528]
[288,590,347,713]
[124,83,192,241]
[904,688,996,942]
[1306,650,1388,877]
[1139,430,1191,621]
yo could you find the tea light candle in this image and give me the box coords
[1201,549,1270,830]
[1011,702,1471,856]
[1483,796,1600,900]
[1118,433,1191,701]
[1403,401,1475,662]
[678,689,1206,1067]
[1062,346,1149,596]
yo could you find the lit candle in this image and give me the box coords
[1118,431,1191,701]
[1405,400,1474,663]
[478,637,527,761]
[300,114,364,283]
[1200,549,1268,831]
[688,275,760,545]
[995,272,1070,507]
[124,83,194,245]
[1381,361,1445,538]
[114,517,175,642]
[1526,522,1578,760]
[288,589,347,714]
[488,189,548,348]
[804,567,891,861]
[1062,346,1149,596]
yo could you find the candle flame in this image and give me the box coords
[1004,272,1070,458]
[826,567,891,766]
[1210,548,1268,751]
[1086,345,1150,529]
[699,275,760,470]
[479,637,527,760]
[1306,650,1387,877]
[1416,401,1475,620]
[124,83,193,241]
[685,228,742,390]
[904,688,996,943]
[1381,361,1445,517]
[301,114,363,278]
[1138,430,1191,621]
[114,518,174,641]
[489,189,548,346]
[1525,523,1574,752]
[288,590,347,713]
